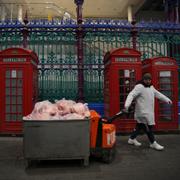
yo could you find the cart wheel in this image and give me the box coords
[25,159,31,168]
[83,157,89,167]
[101,147,116,163]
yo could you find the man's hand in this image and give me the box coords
[122,107,129,113]
[167,100,172,104]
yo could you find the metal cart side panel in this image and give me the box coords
[23,119,90,166]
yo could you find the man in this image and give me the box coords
[124,73,172,151]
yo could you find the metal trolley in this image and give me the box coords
[23,118,90,167]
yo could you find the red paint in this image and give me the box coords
[104,48,142,133]
[142,57,179,131]
[0,48,38,134]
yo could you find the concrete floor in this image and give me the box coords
[0,134,180,180]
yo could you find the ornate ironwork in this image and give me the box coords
[0,18,180,102]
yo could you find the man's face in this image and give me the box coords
[143,79,152,86]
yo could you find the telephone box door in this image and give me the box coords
[104,48,142,133]
[0,47,39,134]
[142,57,178,131]
[0,67,26,133]
[155,69,178,130]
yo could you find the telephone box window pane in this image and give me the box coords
[159,103,172,122]
[162,91,172,98]
[17,115,22,121]
[119,78,124,85]
[160,71,171,77]
[17,79,22,87]
[119,70,124,76]
[119,86,124,93]
[159,104,172,113]
[11,96,16,104]
[11,114,16,121]
[17,88,22,95]
[124,70,130,77]
[11,88,16,95]
[6,96,11,104]
[6,79,10,87]
[159,71,171,83]
[129,70,135,77]
[6,105,11,113]
[119,69,136,119]
[125,79,130,85]
[17,71,22,78]
[120,95,124,102]
[6,71,11,78]
[159,115,171,121]
[6,88,11,95]
[11,70,17,78]
[17,105,22,113]
[159,84,171,90]
[12,106,16,113]
[159,77,171,83]
[6,114,11,121]
[11,80,17,87]
[17,96,22,104]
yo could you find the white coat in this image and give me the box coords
[124,83,172,125]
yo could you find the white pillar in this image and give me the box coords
[127,5,133,22]
[18,5,23,22]
[1,6,6,21]
[175,2,179,23]
[10,4,13,21]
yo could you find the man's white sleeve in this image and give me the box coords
[153,86,171,103]
[124,84,142,109]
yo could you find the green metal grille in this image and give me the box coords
[0,29,180,102]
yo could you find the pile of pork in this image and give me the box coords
[23,98,90,120]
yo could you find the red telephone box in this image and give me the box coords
[0,48,39,134]
[142,57,178,131]
[104,48,142,133]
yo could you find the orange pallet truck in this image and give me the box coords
[89,109,128,163]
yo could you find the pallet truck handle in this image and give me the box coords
[102,107,134,124]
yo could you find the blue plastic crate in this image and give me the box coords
[88,103,104,117]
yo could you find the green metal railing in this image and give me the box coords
[0,27,180,102]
